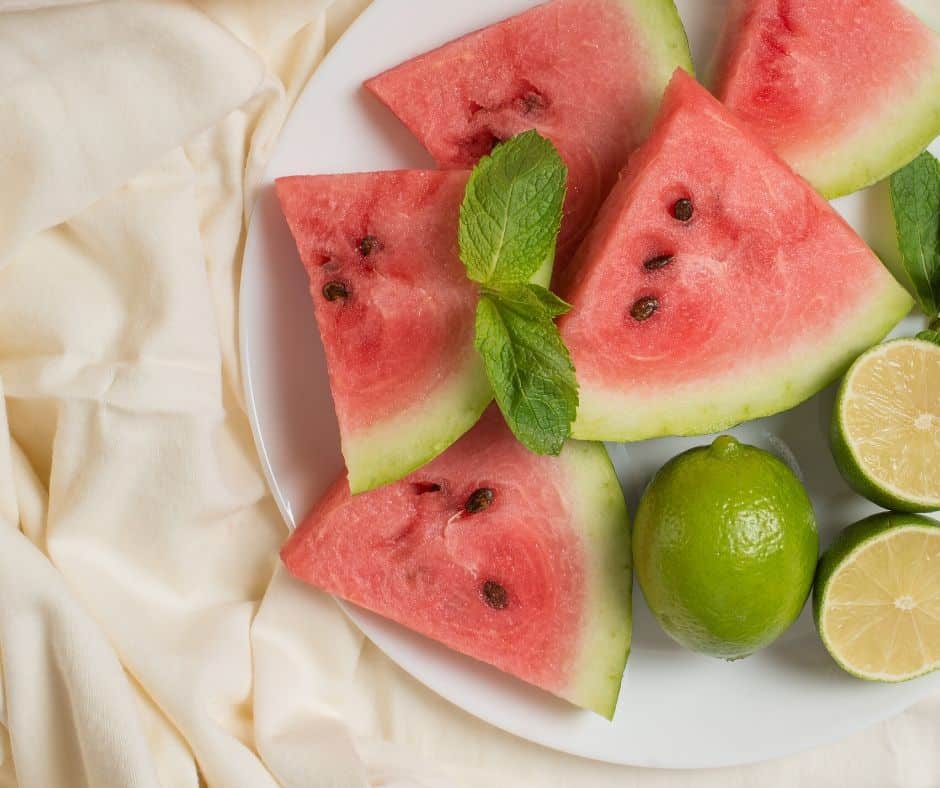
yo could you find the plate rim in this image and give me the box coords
[239,0,940,769]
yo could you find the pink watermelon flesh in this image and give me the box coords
[560,69,912,441]
[712,0,940,197]
[365,0,693,276]
[281,407,632,718]
[276,171,491,494]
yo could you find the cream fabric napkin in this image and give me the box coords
[0,1,936,787]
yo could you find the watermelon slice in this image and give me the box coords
[275,171,495,494]
[712,0,940,198]
[559,69,913,442]
[364,0,693,274]
[281,407,632,718]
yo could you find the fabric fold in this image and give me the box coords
[0,0,266,267]
[0,380,162,788]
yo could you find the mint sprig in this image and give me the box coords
[459,131,578,455]
[890,150,940,318]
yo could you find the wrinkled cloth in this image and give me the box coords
[0,1,937,787]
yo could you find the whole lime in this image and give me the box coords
[633,436,819,660]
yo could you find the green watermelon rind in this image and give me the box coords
[611,0,696,143]
[624,0,695,85]
[571,279,914,442]
[558,440,632,720]
[798,50,940,199]
[345,350,493,494]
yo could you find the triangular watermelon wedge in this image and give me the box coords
[276,171,495,494]
[712,0,940,198]
[559,69,913,442]
[364,0,693,275]
[281,406,632,718]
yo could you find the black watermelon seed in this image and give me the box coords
[465,488,494,513]
[412,482,441,495]
[482,581,509,610]
[359,235,380,256]
[672,198,693,222]
[630,296,659,322]
[322,281,349,301]
[520,91,546,114]
[644,254,674,271]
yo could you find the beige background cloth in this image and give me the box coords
[0,1,937,786]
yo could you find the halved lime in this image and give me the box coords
[814,513,939,682]
[831,337,940,513]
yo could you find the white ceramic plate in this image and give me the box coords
[241,0,940,769]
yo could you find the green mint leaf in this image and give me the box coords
[890,150,940,317]
[459,130,567,287]
[474,285,578,455]
[522,283,572,317]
